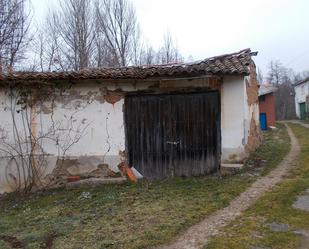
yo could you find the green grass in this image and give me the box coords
[243,123,290,176]
[206,124,309,249]
[0,125,290,249]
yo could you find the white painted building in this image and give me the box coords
[294,78,309,119]
[0,49,261,193]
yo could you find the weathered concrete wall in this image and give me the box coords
[38,84,126,169]
[221,64,261,163]
[0,82,129,193]
[221,75,247,162]
[0,75,259,192]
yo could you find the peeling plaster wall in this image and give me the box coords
[0,88,34,193]
[0,75,260,192]
[221,71,261,163]
[0,89,9,193]
[244,64,262,155]
[0,83,128,193]
[36,83,127,171]
[37,86,124,160]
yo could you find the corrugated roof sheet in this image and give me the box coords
[0,48,257,82]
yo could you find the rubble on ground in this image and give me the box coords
[44,161,126,190]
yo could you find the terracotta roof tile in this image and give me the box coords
[0,48,257,82]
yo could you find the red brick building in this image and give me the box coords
[258,85,277,130]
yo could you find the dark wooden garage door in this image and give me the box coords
[124,91,221,179]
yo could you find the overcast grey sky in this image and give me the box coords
[31,0,309,74]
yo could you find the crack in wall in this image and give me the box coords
[103,112,111,163]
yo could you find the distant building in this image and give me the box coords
[258,84,277,130]
[294,78,309,120]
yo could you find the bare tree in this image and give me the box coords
[0,0,31,73]
[257,67,264,84]
[141,45,156,65]
[33,10,68,72]
[266,60,289,86]
[131,26,143,65]
[156,32,183,64]
[266,60,296,120]
[95,0,139,67]
[131,40,157,66]
[42,0,95,71]
[94,15,119,67]
[33,0,184,69]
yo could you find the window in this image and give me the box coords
[259,95,266,102]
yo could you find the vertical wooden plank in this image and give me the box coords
[125,91,221,179]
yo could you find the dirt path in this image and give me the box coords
[156,124,300,249]
[287,120,309,129]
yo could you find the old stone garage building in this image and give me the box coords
[0,49,261,192]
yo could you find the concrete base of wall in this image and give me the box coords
[0,154,122,193]
[221,148,246,163]
[221,163,244,176]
